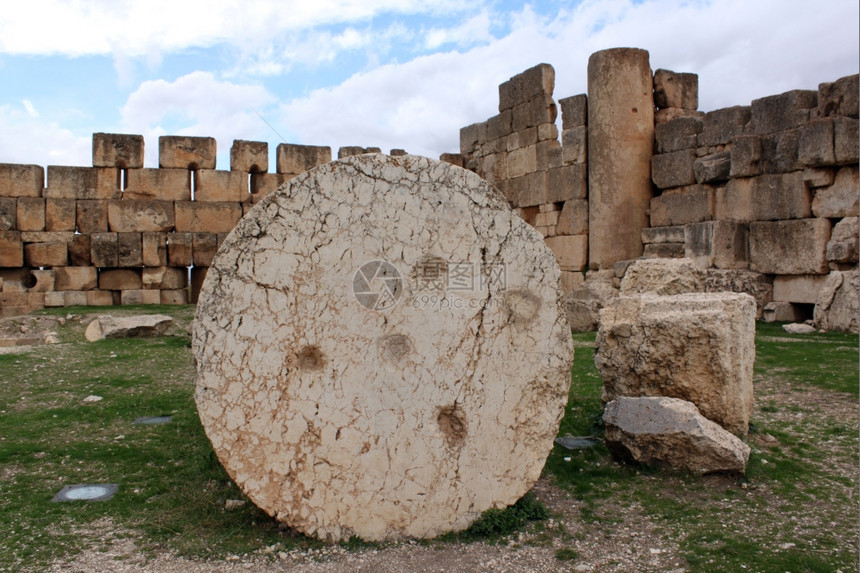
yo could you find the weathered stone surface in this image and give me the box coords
[108,200,175,232]
[45,166,119,199]
[835,116,859,164]
[45,198,76,232]
[729,135,762,178]
[338,146,382,159]
[193,154,573,542]
[0,164,43,198]
[85,314,173,341]
[558,94,587,129]
[588,48,654,269]
[24,242,67,267]
[642,226,685,244]
[168,232,193,267]
[563,276,619,332]
[546,164,587,203]
[750,90,817,135]
[545,235,588,271]
[826,217,859,264]
[99,269,142,291]
[0,197,15,231]
[561,126,587,165]
[620,258,705,295]
[159,136,216,169]
[175,202,242,233]
[782,323,816,334]
[653,69,698,110]
[54,267,98,291]
[230,140,268,173]
[192,232,218,266]
[693,152,731,184]
[123,168,191,201]
[655,107,703,124]
[798,118,836,167]
[814,270,859,333]
[698,106,750,147]
[818,74,859,118]
[643,243,685,259]
[499,64,555,112]
[16,197,45,231]
[90,233,119,268]
[760,129,802,174]
[703,269,773,319]
[117,232,143,267]
[651,149,696,190]
[92,133,144,168]
[250,173,292,203]
[603,397,750,475]
[596,292,756,436]
[684,221,749,270]
[655,116,703,153]
[555,200,588,236]
[76,200,109,234]
[195,170,247,203]
[68,234,91,266]
[277,144,332,176]
[773,275,829,304]
[142,267,188,290]
[749,219,831,275]
[650,184,714,227]
[715,173,811,222]
[762,301,806,323]
[812,166,859,218]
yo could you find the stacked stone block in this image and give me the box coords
[649,71,859,320]
[460,63,588,292]
[0,134,336,317]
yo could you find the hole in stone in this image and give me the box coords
[52,484,118,502]
[437,404,467,448]
[632,107,638,113]
[378,333,412,365]
[297,345,325,371]
[23,272,38,289]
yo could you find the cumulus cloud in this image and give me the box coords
[0,104,90,166]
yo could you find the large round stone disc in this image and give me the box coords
[193,154,572,542]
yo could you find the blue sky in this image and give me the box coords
[0,0,857,171]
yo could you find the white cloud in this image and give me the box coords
[0,105,90,167]
[424,12,493,50]
[120,71,277,167]
[22,100,38,118]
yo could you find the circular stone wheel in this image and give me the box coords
[193,154,572,542]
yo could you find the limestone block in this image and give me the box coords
[698,106,750,147]
[762,301,805,323]
[704,269,772,319]
[693,152,731,184]
[563,276,618,332]
[250,173,292,204]
[559,94,587,129]
[834,117,859,164]
[20,231,74,244]
[561,126,587,165]
[729,135,762,178]
[643,243,684,258]
[750,90,817,135]
[192,232,218,266]
[650,184,714,227]
[92,133,144,168]
[818,74,859,118]
[120,289,161,305]
[99,269,142,291]
[159,136,216,169]
[142,232,167,267]
[773,275,828,304]
[91,233,119,268]
[276,144,332,175]
[803,167,835,188]
[603,397,749,475]
[45,166,119,199]
[123,168,191,201]
[512,96,557,132]
[117,233,142,267]
[655,116,703,154]
[655,108,703,124]
[0,164,44,198]
[0,198,17,232]
[167,232,193,267]
[534,211,559,228]
[514,172,547,208]
[230,140,268,173]
[798,118,836,167]
[684,221,749,270]
[24,242,67,267]
[620,258,705,295]
[653,69,698,110]
[337,146,382,159]
[536,139,561,171]
[555,200,588,236]
[715,173,811,222]
[85,314,173,340]
[459,122,486,154]
[760,129,802,174]
[826,217,859,264]
[193,154,572,542]
[28,269,55,292]
[86,291,114,306]
[545,234,588,271]
[559,270,584,293]
[438,153,464,168]
[54,267,98,291]
[76,200,109,234]
[63,291,88,306]
[44,291,64,307]
[108,200,175,232]
[68,235,91,266]
[486,110,513,141]
[546,164,587,203]
[507,146,537,179]
[749,219,830,275]
[814,270,859,333]
[142,267,187,290]
[596,292,756,436]
[651,150,696,190]
[16,198,45,231]
[499,63,555,112]
[587,48,654,269]
[161,289,189,305]
[193,170,247,203]
[812,166,859,218]
[45,199,76,232]
[174,202,242,233]
[642,226,685,244]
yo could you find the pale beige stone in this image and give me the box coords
[195,170,247,203]
[812,166,859,218]
[85,314,173,341]
[588,48,654,269]
[159,136,216,169]
[749,219,831,275]
[142,267,187,290]
[108,200,175,232]
[762,301,806,323]
[123,168,191,201]
[175,202,242,233]
[563,276,618,332]
[814,270,859,333]
[230,140,268,173]
[596,292,756,436]
[773,275,829,304]
[703,269,773,319]
[92,133,144,168]
[0,164,43,198]
[604,397,749,475]
[54,267,98,291]
[620,258,705,295]
[193,154,572,542]
[544,235,588,271]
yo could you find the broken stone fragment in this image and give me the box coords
[193,153,572,542]
[619,257,705,296]
[603,397,750,475]
[84,314,173,341]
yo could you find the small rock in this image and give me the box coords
[782,323,816,334]
[225,499,246,510]
[85,314,173,342]
[780,542,796,549]
[82,395,103,403]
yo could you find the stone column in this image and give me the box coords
[587,48,654,269]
